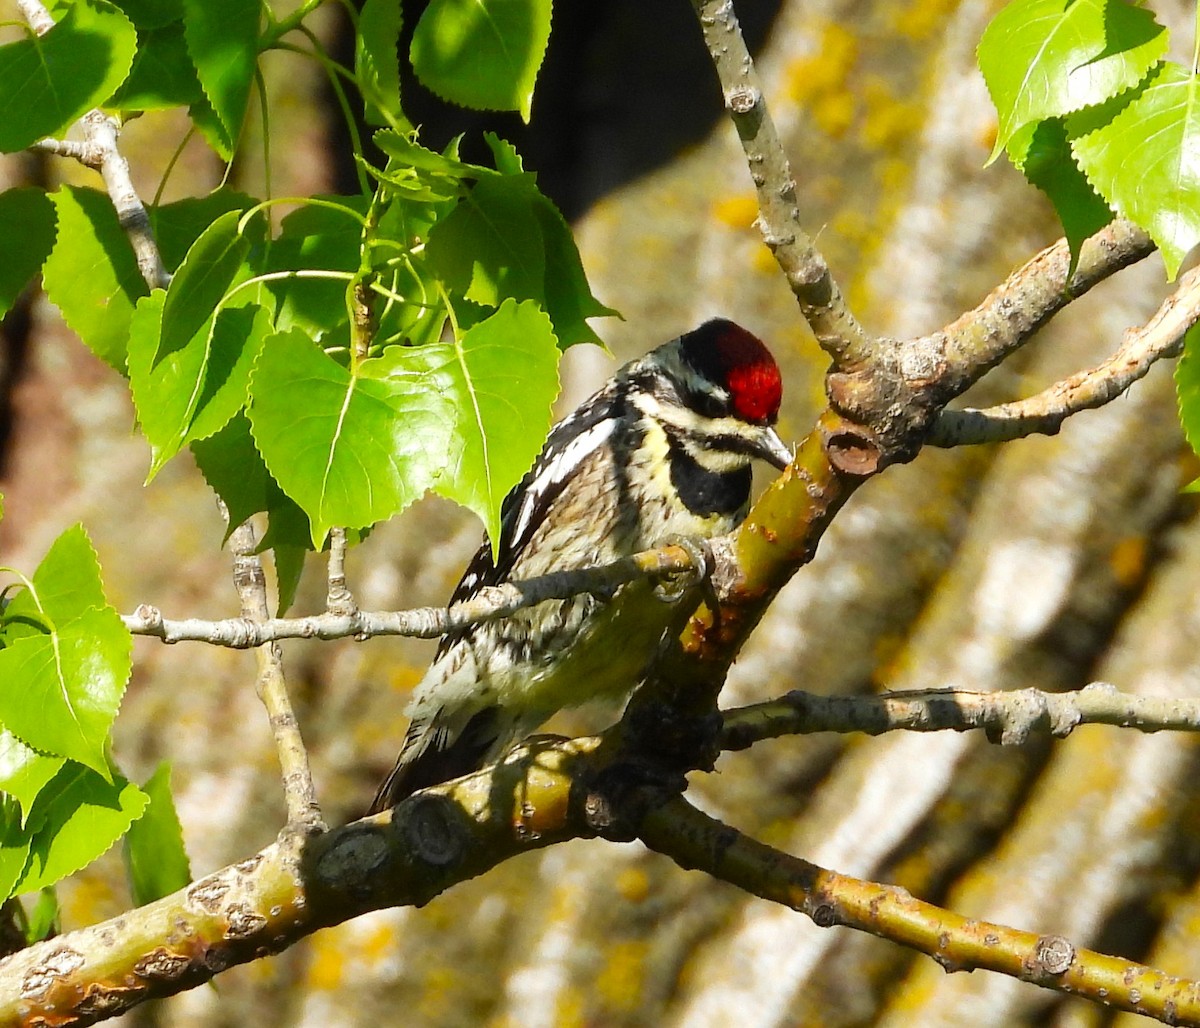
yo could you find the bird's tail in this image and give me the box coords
[367,704,505,814]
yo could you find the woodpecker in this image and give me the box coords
[369,318,790,811]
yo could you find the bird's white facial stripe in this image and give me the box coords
[511,418,617,546]
[632,390,761,468]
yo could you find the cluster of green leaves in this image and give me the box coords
[0,522,188,933]
[0,0,552,157]
[1,0,611,603]
[978,0,1197,277]
[0,0,608,928]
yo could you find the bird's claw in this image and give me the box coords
[654,535,713,603]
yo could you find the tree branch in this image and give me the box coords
[929,261,1200,446]
[918,219,1156,408]
[227,518,324,832]
[324,527,355,616]
[638,796,1200,1025]
[122,542,705,647]
[720,682,1200,751]
[6,685,1200,1026]
[688,0,872,366]
[0,738,597,1027]
[18,0,169,292]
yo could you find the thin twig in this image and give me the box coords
[720,682,1200,751]
[227,516,325,833]
[688,0,872,365]
[13,0,53,33]
[123,542,705,647]
[325,527,355,615]
[78,111,169,290]
[638,797,1200,1024]
[929,262,1200,446]
[18,0,169,292]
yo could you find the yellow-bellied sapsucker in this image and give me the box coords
[369,318,790,811]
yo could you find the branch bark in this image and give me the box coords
[929,260,1200,446]
[688,0,872,366]
[638,797,1200,1024]
[19,0,168,292]
[228,518,324,832]
[122,542,704,646]
[720,682,1200,751]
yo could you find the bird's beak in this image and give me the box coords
[756,425,793,470]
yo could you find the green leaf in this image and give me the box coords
[17,765,148,894]
[410,0,551,121]
[372,130,496,202]
[149,188,258,269]
[356,0,406,129]
[271,543,307,617]
[181,0,261,156]
[0,189,55,321]
[113,0,184,29]
[190,413,311,548]
[426,175,546,306]
[1008,119,1113,269]
[1176,323,1200,477]
[123,763,190,906]
[0,0,137,153]
[14,523,108,619]
[23,888,59,943]
[0,526,131,778]
[157,208,251,363]
[128,292,272,474]
[42,185,147,372]
[530,194,618,347]
[110,22,204,111]
[1071,62,1200,278]
[264,198,367,340]
[0,732,65,827]
[0,608,129,779]
[0,801,33,903]
[979,0,1167,161]
[484,131,524,175]
[247,329,454,545]
[423,299,559,549]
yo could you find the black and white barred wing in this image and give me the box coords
[436,383,626,656]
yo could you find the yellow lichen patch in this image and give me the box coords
[831,208,875,249]
[877,157,911,195]
[362,919,397,965]
[870,632,908,688]
[388,662,425,695]
[596,940,650,1013]
[418,966,462,1023]
[784,23,859,138]
[753,242,779,275]
[304,928,348,991]
[1109,535,1148,589]
[711,194,760,230]
[615,865,651,904]
[862,79,922,153]
[553,987,586,1028]
[891,0,963,41]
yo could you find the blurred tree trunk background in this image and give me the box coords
[1,1,1197,1025]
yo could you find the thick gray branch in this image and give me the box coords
[918,220,1156,407]
[929,261,1200,446]
[721,682,1200,751]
